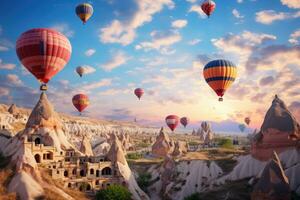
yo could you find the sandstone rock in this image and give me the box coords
[79,136,93,156]
[152,127,174,157]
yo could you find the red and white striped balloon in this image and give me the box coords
[134,88,144,100]
[16,28,72,84]
[165,115,179,132]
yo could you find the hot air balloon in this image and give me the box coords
[72,94,90,114]
[134,88,144,100]
[201,0,216,17]
[244,117,251,126]
[16,28,72,91]
[76,3,93,24]
[180,117,189,128]
[238,124,246,133]
[165,115,179,132]
[203,59,237,101]
[76,66,85,77]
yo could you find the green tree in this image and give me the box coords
[137,172,152,192]
[184,192,201,200]
[218,138,234,149]
[96,185,131,200]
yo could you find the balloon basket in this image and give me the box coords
[218,97,223,102]
[40,84,48,91]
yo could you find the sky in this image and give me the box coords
[0,0,300,133]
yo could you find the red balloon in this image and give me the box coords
[245,117,251,125]
[180,117,189,128]
[165,115,179,132]
[72,94,89,113]
[201,0,216,17]
[134,88,144,100]
[16,28,72,84]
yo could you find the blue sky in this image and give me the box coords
[0,0,300,133]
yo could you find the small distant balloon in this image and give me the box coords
[180,117,189,128]
[76,3,93,24]
[72,94,89,113]
[201,0,216,18]
[244,117,251,126]
[165,115,179,132]
[238,124,246,133]
[134,88,144,100]
[76,66,85,77]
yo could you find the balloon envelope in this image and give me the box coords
[180,117,189,128]
[201,0,216,17]
[76,3,93,24]
[239,124,246,132]
[72,94,89,113]
[16,28,72,84]
[134,88,144,100]
[244,117,251,125]
[203,59,237,101]
[76,66,85,77]
[165,115,179,132]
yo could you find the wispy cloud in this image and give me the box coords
[188,39,201,45]
[171,19,188,29]
[0,59,15,70]
[189,4,206,18]
[99,0,174,45]
[84,49,96,57]
[256,10,300,24]
[82,79,112,91]
[101,51,130,71]
[281,0,300,9]
[289,29,300,45]
[51,23,74,37]
[135,30,181,54]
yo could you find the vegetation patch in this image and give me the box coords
[96,185,131,200]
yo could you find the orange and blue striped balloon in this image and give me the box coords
[203,59,237,101]
[76,3,93,24]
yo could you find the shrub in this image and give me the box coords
[126,152,143,160]
[137,172,152,192]
[218,138,234,149]
[184,192,201,200]
[96,185,131,200]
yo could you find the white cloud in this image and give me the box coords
[78,65,96,74]
[101,51,130,71]
[188,39,201,45]
[281,0,300,9]
[84,49,96,57]
[0,59,15,70]
[171,19,188,29]
[289,29,300,45]
[7,74,22,86]
[51,23,74,37]
[0,87,9,96]
[189,4,206,18]
[232,9,244,19]
[82,79,112,90]
[255,10,300,24]
[100,0,174,45]
[186,0,197,3]
[237,0,243,3]
[135,30,181,54]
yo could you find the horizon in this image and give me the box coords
[0,0,300,133]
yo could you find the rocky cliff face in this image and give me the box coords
[107,133,149,200]
[251,152,290,200]
[251,95,299,161]
[152,127,174,157]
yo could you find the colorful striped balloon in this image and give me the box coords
[203,59,237,101]
[165,115,179,132]
[180,117,189,128]
[16,28,72,84]
[72,94,90,113]
[76,3,93,24]
[134,88,144,100]
[201,0,216,17]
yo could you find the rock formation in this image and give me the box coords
[251,95,299,161]
[172,141,188,157]
[251,152,291,200]
[8,104,18,115]
[152,127,174,157]
[79,135,93,156]
[107,133,149,200]
[160,155,176,193]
